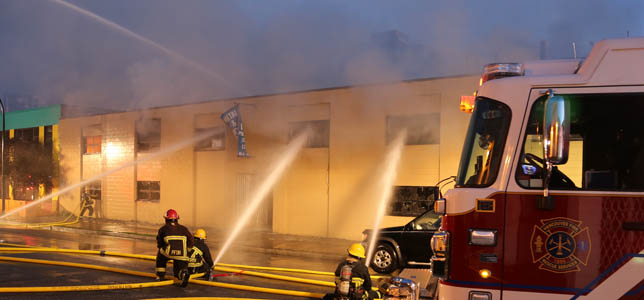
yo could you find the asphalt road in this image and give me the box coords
[0,227,338,300]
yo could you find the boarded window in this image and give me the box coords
[388,186,439,216]
[137,181,160,201]
[136,119,161,152]
[288,120,330,148]
[194,113,225,151]
[387,114,440,145]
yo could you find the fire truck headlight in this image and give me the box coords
[430,231,450,278]
[430,231,448,255]
[469,229,497,246]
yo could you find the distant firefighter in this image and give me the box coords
[79,190,94,217]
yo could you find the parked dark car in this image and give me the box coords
[362,209,441,274]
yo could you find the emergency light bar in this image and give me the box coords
[480,63,524,85]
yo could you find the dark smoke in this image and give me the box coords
[0,0,642,111]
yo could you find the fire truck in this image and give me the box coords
[429,38,644,299]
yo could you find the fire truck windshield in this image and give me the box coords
[455,97,511,187]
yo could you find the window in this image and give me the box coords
[194,127,225,151]
[456,98,511,187]
[13,128,38,142]
[82,125,102,154]
[387,114,440,145]
[194,113,225,151]
[516,93,644,191]
[288,120,330,148]
[388,186,439,216]
[83,136,102,154]
[136,119,161,152]
[137,181,160,201]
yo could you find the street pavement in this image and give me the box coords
[44,217,355,261]
[0,217,366,299]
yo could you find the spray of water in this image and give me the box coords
[49,0,246,95]
[365,129,407,266]
[213,129,311,265]
[0,129,221,220]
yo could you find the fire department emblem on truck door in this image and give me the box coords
[530,217,591,273]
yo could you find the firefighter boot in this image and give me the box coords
[178,269,190,288]
[155,272,165,281]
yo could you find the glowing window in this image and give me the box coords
[83,136,102,154]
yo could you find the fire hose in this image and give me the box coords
[0,203,81,229]
[0,255,174,292]
[0,243,386,281]
[0,246,372,290]
[0,246,327,297]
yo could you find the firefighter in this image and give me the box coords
[155,209,194,287]
[324,243,381,300]
[188,228,214,280]
[79,189,94,217]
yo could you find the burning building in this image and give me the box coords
[56,75,477,240]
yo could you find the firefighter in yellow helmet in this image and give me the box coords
[323,243,380,300]
[188,228,214,280]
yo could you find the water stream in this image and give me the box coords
[0,129,221,220]
[213,129,311,265]
[365,129,407,266]
[49,0,245,95]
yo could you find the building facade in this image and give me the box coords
[1,105,61,217]
[58,75,478,240]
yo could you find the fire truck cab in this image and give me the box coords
[430,38,644,299]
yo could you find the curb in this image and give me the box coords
[46,225,345,261]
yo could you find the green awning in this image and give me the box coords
[0,105,61,130]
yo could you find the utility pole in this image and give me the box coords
[1,98,5,214]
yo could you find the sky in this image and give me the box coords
[0,0,642,111]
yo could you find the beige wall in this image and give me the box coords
[59,75,478,239]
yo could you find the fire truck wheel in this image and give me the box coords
[370,243,398,274]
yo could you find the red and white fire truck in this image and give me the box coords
[430,38,644,299]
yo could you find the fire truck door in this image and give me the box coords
[504,88,644,299]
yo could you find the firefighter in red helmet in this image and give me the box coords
[155,209,194,287]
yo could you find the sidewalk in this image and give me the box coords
[47,218,354,261]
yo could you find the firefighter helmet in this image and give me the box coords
[194,228,207,239]
[348,243,366,259]
[164,209,179,220]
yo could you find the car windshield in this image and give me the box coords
[409,210,441,230]
[455,97,511,187]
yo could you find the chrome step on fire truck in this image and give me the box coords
[430,38,644,299]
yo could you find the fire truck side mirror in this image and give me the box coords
[543,94,570,165]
